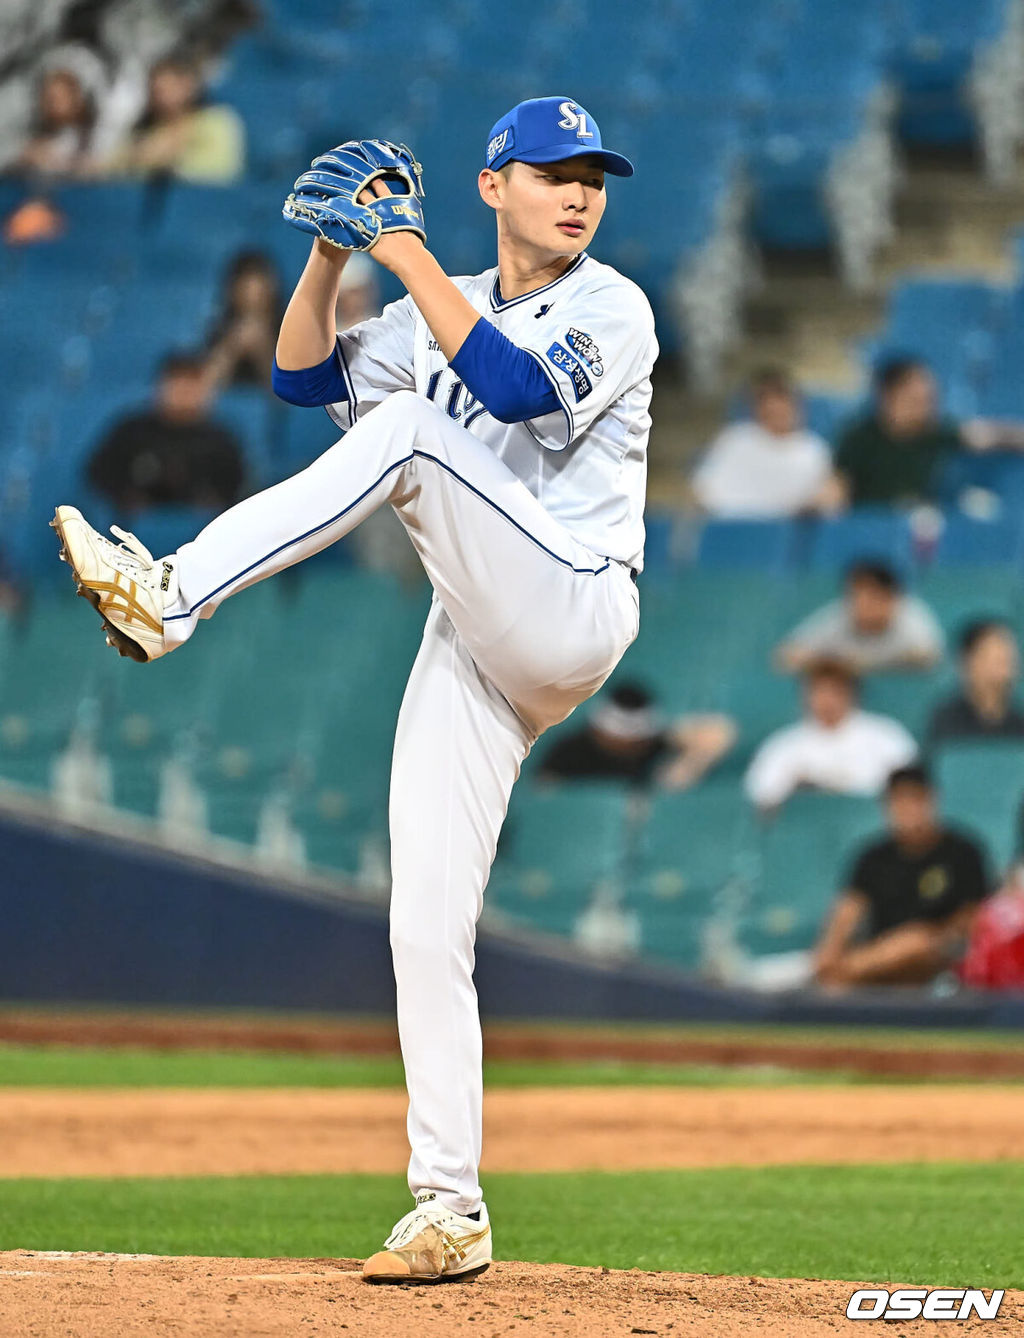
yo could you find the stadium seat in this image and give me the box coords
[489,783,631,935]
[917,567,1022,632]
[861,672,939,743]
[696,519,794,570]
[623,781,760,920]
[937,451,1024,509]
[934,511,1024,566]
[741,792,880,956]
[0,594,115,792]
[934,741,1024,873]
[891,0,1008,147]
[806,510,914,572]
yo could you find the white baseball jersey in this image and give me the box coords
[164,248,653,1221]
[326,252,658,570]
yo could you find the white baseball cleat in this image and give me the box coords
[51,505,176,663]
[361,1192,492,1284]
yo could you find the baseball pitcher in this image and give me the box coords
[52,95,657,1282]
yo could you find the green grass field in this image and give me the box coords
[2,1041,1020,1288]
[0,1042,929,1087]
[1,1165,1019,1286]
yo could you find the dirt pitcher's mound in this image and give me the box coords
[0,1252,1019,1338]
[3,1085,1024,1178]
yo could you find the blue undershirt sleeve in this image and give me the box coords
[449,317,560,424]
[271,343,350,407]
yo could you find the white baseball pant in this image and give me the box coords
[163,390,640,1213]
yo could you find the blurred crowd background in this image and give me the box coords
[3,0,1024,996]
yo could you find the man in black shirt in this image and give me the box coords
[834,356,1024,507]
[87,351,245,513]
[814,764,989,987]
[538,681,736,790]
[927,619,1024,747]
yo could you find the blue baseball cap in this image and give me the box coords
[484,96,634,178]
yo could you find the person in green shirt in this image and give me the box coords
[834,358,964,506]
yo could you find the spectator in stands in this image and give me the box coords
[927,619,1024,746]
[336,250,383,330]
[835,356,1024,507]
[835,358,959,506]
[745,659,917,813]
[691,369,843,518]
[12,51,106,179]
[959,797,1024,991]
[205,251,283,390]
[105,54,244,183]
[539,680,736,790]
[814,764,989,987]
[87,350,244,512]
[776,560,944,674]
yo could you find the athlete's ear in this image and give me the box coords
[478,168,504,212]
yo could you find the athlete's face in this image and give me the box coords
[481,157,606,257]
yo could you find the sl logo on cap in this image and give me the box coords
[557,101,594,141]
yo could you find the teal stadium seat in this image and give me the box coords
[918,569,1023,638]
[861,672,938,742]
[625,785,759,969]
[287,570,429,873]
[934,742,1024,874]
[742,792,880,956]
[0,594,115,792]
[489,783,631,936]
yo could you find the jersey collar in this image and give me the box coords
[489,252,588,313]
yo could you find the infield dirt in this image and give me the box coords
[2,1082,1022,1334]
[1,1083,1024,1177]
[3,1014,1021,1335]
[1,1252,1021,1338]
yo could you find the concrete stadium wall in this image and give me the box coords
[1,803,1022,1028]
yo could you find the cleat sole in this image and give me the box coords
[362,1262,490,1286]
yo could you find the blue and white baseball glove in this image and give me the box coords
[282,139,426,251]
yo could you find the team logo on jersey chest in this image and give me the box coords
[546,341,593,401]
[565,327,603,376]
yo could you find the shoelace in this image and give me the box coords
[108,525,155,568]
[385,1201,453,1248]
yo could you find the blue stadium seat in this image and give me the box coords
[891,0,1008,147]
[937,450,1024,507]
[807,510,914,572]
[215,389,276,488]
[126,506,221,560]
[934,511,1024,566]
[696,519,794,570]
[879,278,1001,393]
[803,393,857,444]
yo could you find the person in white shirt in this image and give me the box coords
[776,560,945,674]
[745,658,918,813]
[691,369,842,519]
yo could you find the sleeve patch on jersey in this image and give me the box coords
[546,341,593,402]
[565,327,604,376]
